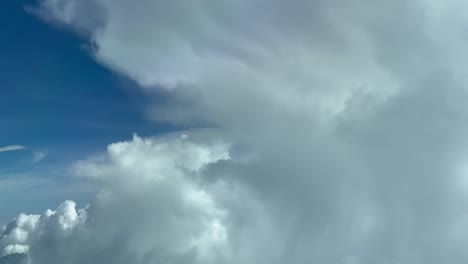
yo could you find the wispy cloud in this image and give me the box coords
[0,145,26,153]
[32,151,46,163]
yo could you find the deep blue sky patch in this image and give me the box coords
[0,0,175,223]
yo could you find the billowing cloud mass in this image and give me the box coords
[2,134,233,263]
[4,0,468,263]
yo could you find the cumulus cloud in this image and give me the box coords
[0,200,87,263]
[1,134,235,264]
[2,244,29,257]
[10,0,468,263]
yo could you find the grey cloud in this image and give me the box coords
[16,0,468,263]
[0,253,28,264]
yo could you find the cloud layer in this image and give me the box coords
[5,0,468,263]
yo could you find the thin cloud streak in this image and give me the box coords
[0,145,26,153]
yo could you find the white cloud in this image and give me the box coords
[1,134,235,264]
[14,0,468,263]
[0,146,26,153]
[2,244,29,257]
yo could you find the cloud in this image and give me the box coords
[13,0,468,263]
[0,253,28,264]
[2,245,29,257]
[1,134,234,264]
[0,200,87,261]
[0,146,26,153]
[32,152,46,164]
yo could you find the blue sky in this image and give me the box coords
[0,0,175,223]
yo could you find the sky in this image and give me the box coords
[0,0,177,224]
[3,0,468,263]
